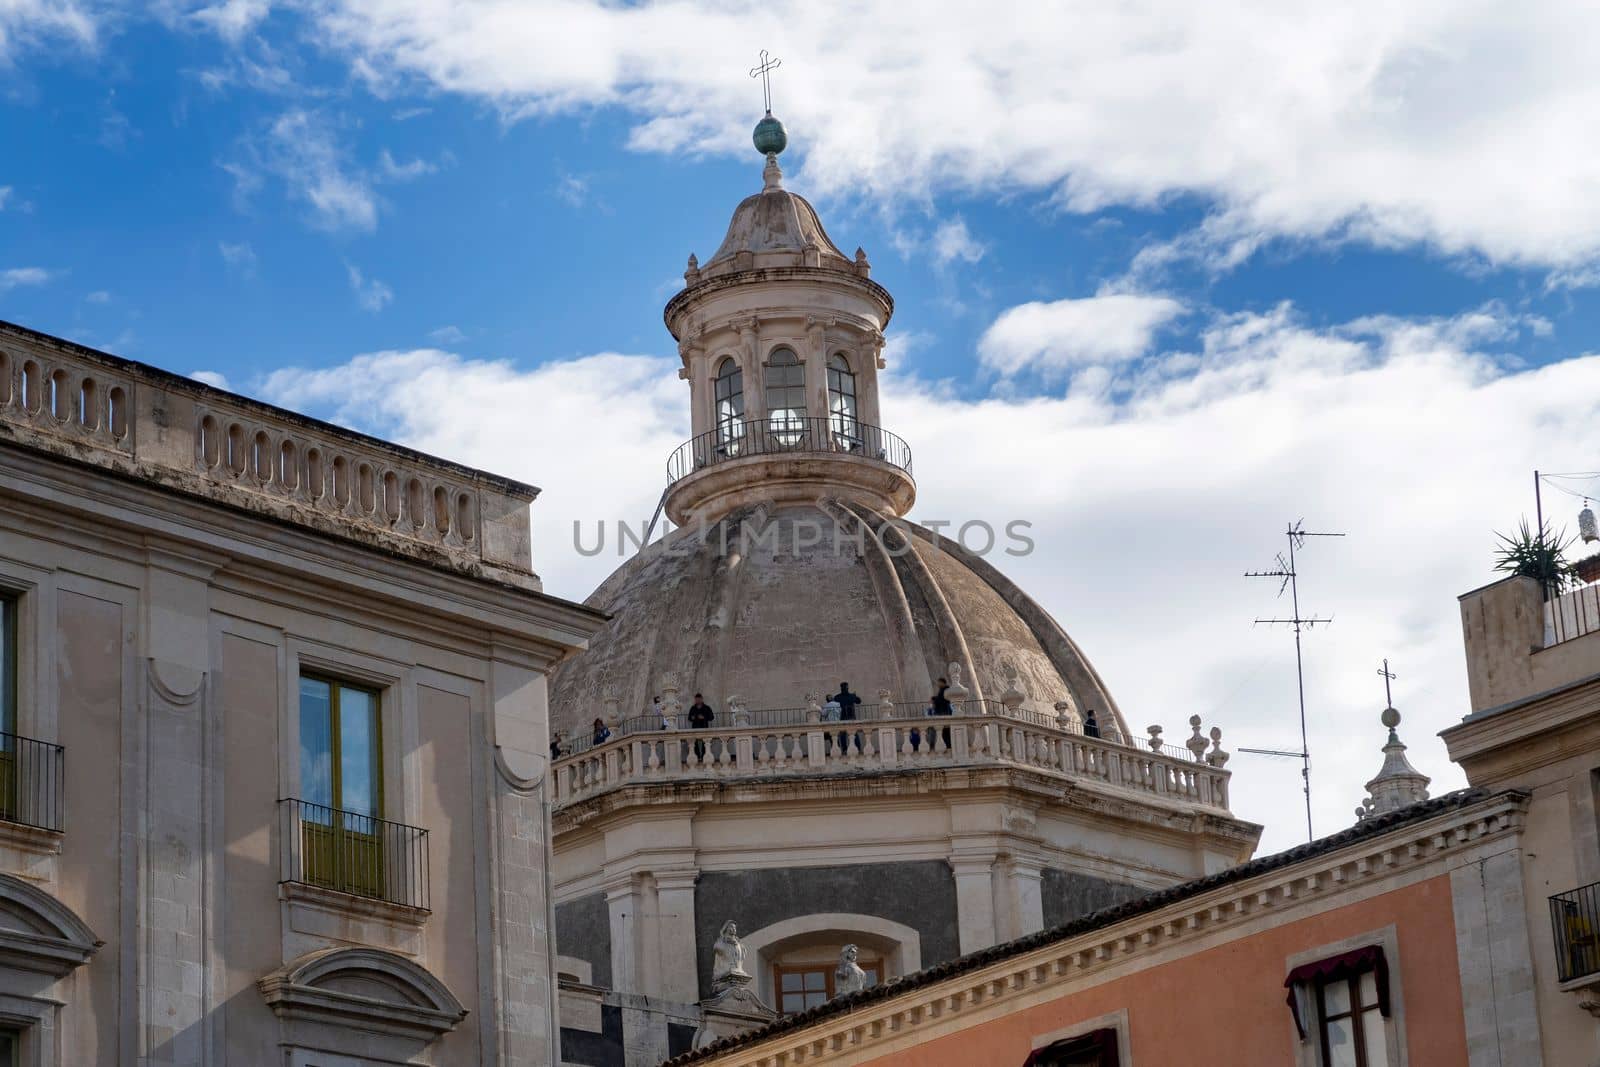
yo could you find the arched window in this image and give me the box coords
[827,353,859,449]
[764,347,806,446]
[713,357,745,457]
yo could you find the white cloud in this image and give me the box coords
[931,217,985,267]
[188,0,271,42]
[303,0,1600,273]
[0,0,96,63]
[377,148,436,182]
[84,289,110,304]
[345,263,392,312]
[219,240,258,276]
[189,370,231,390]
[427,324,465,344]
[239,110,378,232]
[978,293,1185,377]
[251,302,1599,854]
[0,187,10,210]
[0,267,58,292]
[555,173,588,208]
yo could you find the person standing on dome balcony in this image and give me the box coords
[833,682,862,754]
[592,718,611,746]
[1083,708,1100,739]
[687,693,716,758]
[928,677,953,750]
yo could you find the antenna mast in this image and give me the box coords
[1243,519,1345,842]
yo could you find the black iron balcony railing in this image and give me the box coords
[279,798,429,911]
[666,416,913,484]
[0,732,65,833]
[1550,881,1600,982]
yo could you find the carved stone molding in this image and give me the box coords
[0,872,100,977]
[146,659,204,706]
[259,946,467,1042]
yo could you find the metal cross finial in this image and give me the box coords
[749,49,782,113]
[1378,658,1397,707]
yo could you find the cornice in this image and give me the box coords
[1442,674,1600,777]
[0,447,605,654]
[663,268,894,339]
[670,790,1527,1066]
[551,764,1259,847]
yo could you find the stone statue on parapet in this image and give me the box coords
[711,920,752,992]
[834,944,868,998]
[695,916,776,1049]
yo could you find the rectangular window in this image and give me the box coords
[1317,969,1389,1067]
[773,960,880,1016]
[298,675,381,817]
[0,1028,18,1067]
[297,675,384,897]
[1285,944,1393,1067]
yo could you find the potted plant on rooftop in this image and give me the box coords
[1492,518,1574,597]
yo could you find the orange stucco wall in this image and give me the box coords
[861,874,1468,1067]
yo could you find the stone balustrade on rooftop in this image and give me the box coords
[551,705,1234,812]
[0,321,540,588]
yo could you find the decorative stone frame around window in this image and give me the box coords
[1285,926,1408,1067]
[1027,1009,1130,1067]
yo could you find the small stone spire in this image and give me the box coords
[1356,705,1430,821]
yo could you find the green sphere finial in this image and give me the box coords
[753,112,787,156]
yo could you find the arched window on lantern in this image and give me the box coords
[764,347,806,446]
[713,357,745,458]
[827,353,859,451]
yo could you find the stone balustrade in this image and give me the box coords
[0,321,539,586]
[552,712,1232,812]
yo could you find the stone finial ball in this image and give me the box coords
[753,113,788,156]
[1380,706,1401,729]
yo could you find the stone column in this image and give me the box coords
[1003,854,1045,941]
[605,873,645,995]
[858,333,885,428]
[652,870,701,1005]
[739,320,765,423]
[805,318,830,423]
[950,854,999,954]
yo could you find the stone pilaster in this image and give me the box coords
[139,547,220,1065]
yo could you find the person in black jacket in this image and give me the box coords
[928,677,952,750]
[833,682,862,753]
[687,693,715,758]
[1083,708,1100,739]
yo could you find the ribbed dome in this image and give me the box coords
[549,501,1130,741]
[703,168,850,272]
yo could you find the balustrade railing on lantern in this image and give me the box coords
[552,706,1231,812]
[666,416,913,484]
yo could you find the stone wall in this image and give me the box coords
[693,861,960,998]
[1040,869,1144,930]
[557,892,614,990]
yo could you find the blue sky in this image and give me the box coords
[7,1,1600,851]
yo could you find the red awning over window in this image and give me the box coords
[1283,944,1390,1038]
[1022,1027,1119,1067]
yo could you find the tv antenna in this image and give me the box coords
[1241,519,1345,842]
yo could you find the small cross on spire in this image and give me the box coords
[749,49,782,114]
[1377,658,1397,707]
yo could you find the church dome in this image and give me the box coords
[700,157,851,275]
[548,500,1131,741]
